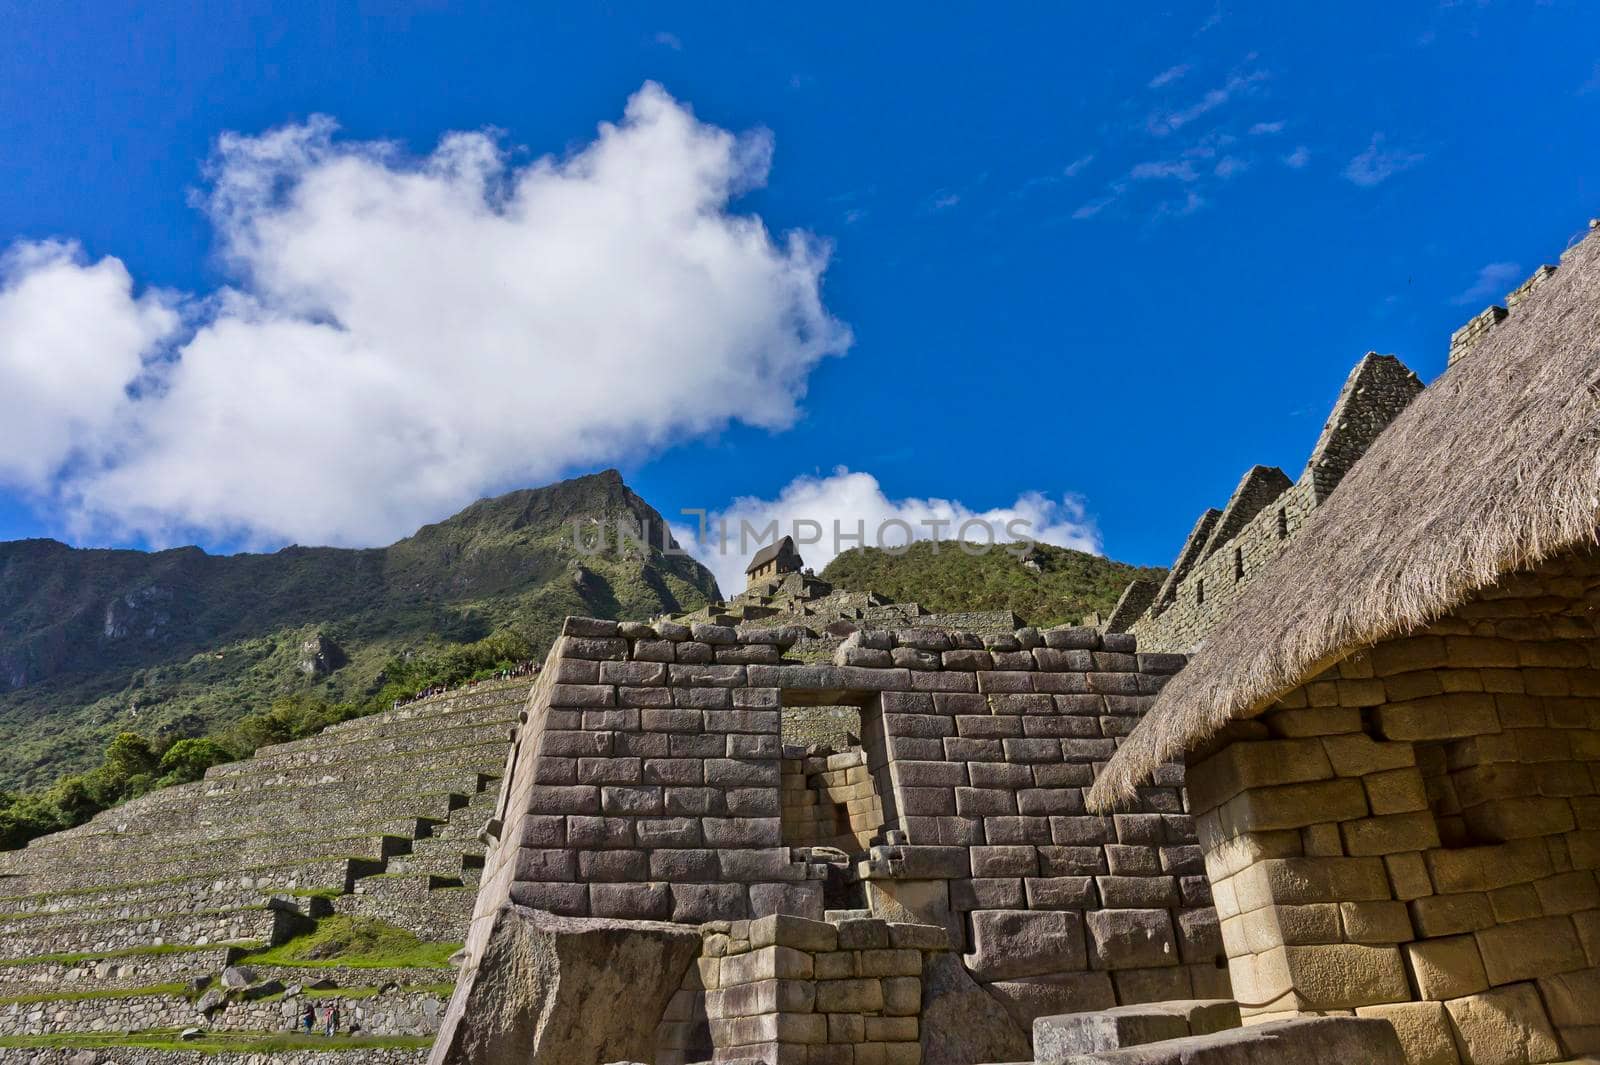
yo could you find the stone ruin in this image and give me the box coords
[1112,351,1426,654]
[434,612,1246,1065]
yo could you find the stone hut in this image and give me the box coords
[747,535,805,588]
[1089,229,1600,1063]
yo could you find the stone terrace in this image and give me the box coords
[0,678,530,1059]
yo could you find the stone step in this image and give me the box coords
[0,904,300,961]
[18,820,435,871]
[206,720,515,779]
[36,794,463,852]
[335,878,477,943]
[0,856,371,904]
[0,982,451,1039]
[181,762,502,807]
[316,680,532,738]
[7,834,409,892]
[8,1047,428,1063]
[0,945,237,996]
[261,691,526,757]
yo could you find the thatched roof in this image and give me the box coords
[1088,227,1600,812]
[745,535,799,574]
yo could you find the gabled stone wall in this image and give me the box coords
[1126,353,1423,653]
[447,616,1226,1059]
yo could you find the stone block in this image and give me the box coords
[1475,915,1586,985]
[1339,900,1414,944]
[964,909,1086,981]
[1411,893,1495,938]
[1265,943,1410,1009]
[1376,693,1500,741]
[1096,875,1179,909]
[1222,779,1369,833]
[1025,876,1098,910]
[1112,965,1193,1004]
[1353,1001,1460,1065]
[984,971,1116,1033]
[589,881,673,920]
[1444,983,1562,1065]
[1320,734,1417,777]
[1033,999,1241,1061]
[1085,908,1177,970]
[1176,909,1223,964]
[1185,740,1335,813]
[1342,812,1441,856]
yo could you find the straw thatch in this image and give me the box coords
[1088,226,1600,812]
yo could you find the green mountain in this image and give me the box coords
[820,540,1165,629]
[0,470,718,790]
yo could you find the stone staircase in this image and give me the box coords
[0,678,532,1060]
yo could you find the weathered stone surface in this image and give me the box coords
[430,905,699,1065]
[964,909,1086,981]
[1038,1016,1405,1064]
[984,970,1116,1033]
[1354,1001,1460,1065]
[1085,909,1178,971]
[916,952,1031,1065]
[1034,999,1240,1060]
[1443,983,1563,1065]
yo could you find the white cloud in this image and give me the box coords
[1146,70,1267,136]
[1148,64,1191,89]
[1213,155,1249,178]
[653,31,683,50]
[1130,159,1200,182]
[0,241,180,485]
[1063,154,1095,177]
[0,83,851,547]
[1453,261,1522,306]
[1248,121,1286,135]
[681,468,1101,595]
[1283,145,1311,168]
[1071,192,1120,220]
[1344,133,1424,187]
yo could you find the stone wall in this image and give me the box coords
[1127,353,1423,653]
[1187,546,1600,1064]
[781,749,885,856]
[0,986,445,1038]
[655,912,945,1064]
[447,614,1225,1056]
[1447,263,1559,366]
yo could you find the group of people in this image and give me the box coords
[300,1002,342,1036]
[388,660,540,711]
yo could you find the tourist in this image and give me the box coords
[301,1002,315,1033]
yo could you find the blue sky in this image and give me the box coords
[1,2,1597,593]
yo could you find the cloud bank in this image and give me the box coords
[681,467,1101,596]
[0,83,851,547]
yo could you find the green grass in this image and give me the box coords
[242,916,459,970]
[0,1029,434,1053]
[821,540,1167,629]
[0,982,186,1006]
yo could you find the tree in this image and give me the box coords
[157,738,234,785]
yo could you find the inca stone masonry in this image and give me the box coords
[1,238,1595,1065]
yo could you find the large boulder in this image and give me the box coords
[918,952,1031,1065]
[430,904,701,1065]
